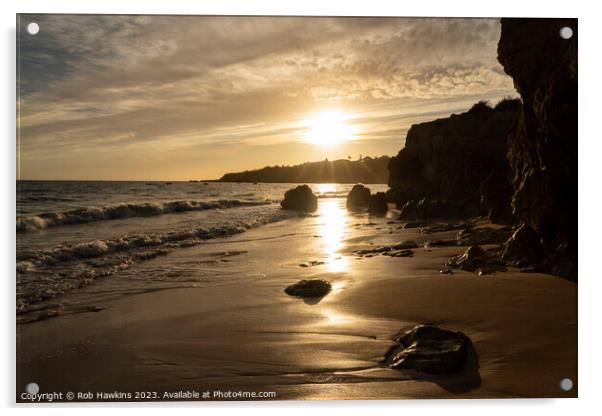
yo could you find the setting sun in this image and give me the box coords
[303,110,356,146]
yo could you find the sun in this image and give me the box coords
[303,110,355,146]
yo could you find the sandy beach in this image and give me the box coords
[16,198,577,401]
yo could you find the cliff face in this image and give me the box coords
[497,18,577,279]
[388,101,519,217]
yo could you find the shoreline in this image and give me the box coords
[16,200,577,401]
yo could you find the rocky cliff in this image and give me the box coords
[388,100,520,218]
[497,18,577,279]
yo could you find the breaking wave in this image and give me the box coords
[16,208,295,313]
[16,199,272,232]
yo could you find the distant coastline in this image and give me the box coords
[218,156,391,184]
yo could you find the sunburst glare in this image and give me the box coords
[303,110,356,146]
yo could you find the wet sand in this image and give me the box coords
[16,199,577,401]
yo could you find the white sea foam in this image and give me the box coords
[16,199,271,232]
[16,208,295,313]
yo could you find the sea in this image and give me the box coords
[16,181,387,320]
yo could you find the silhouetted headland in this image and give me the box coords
[219,156,390,184]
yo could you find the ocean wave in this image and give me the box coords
[18,195,74,202]
[16,209,295,313]
[16,199,272,232]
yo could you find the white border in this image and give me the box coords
[2,0,600,414]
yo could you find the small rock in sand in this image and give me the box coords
[386,325,472,374]
[456,227,512,246]
[439,268,454,275]
[284,279,332,298]
[403,220,427,229]
[447,245,506,274]
[298,260,325,268]
[423,239,455,248]
[384,249,414,258]
[446,245,488,272]
[502,224,545,267]
[392,240,419,249]
[421,222,473,234]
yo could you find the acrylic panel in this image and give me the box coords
[16,14,577,402]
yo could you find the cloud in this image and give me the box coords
[17,15,516,179]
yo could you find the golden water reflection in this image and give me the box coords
[315,186,349,273]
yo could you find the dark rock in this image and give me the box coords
[284,279,331,298]
[368,192,389,215]
[298,260,325,268]
[354,246,392,256]
[480,172,516,225]
[502,224,545,267]
[447,245,502,273]
[416,198,458,218]
[388,102,519,214]
[403,220,428,229]
[498,18,577,280]
[399,200,419,220]
[420,222,474,234]
[386,325,472,374]
[355,241,418,257]
[439,268,454,275]
[392,240,419,250]
[384,249,414,258]
[424,239,455,248]
[399,198,467,220]
[346,184,371,210]
[456,227,512,246]
[280,185,318,213]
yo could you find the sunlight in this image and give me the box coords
[316,183,337,194]
[322,308,350,324]
[317,199,349,272]
[303,110,356,146]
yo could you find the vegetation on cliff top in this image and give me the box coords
[219,156,390,184]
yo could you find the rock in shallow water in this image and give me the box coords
[280,185,318,213]
[387,325,472,374]
[346,184,371,210]
[369,192,389,215]
[284,279,331,298]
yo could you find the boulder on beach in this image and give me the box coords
[446,245,489,272]
[392,240,418,250]
[369,192,388,215]
[346,184,371,210]
[284,279,332,298]
[280,185,318,213]
[502,224,545,267]
[456,227,512,246]
[387,325,472,374]
[447,245,506,275]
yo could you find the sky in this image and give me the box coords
[17,15,516,181]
